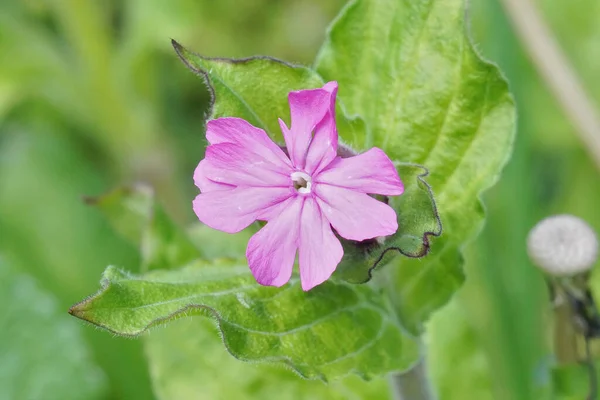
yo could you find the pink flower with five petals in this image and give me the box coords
[193,82,404,290]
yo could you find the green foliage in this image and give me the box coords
[315,0,515,332]
[98,187,392,398]
[0,260,107,400]
[10,0,588,398]
[435,0,600,397]
[70,0,515,387]
[172,41,324,143]
[70,260,419,381]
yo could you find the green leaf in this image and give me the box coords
[315,0,515,331]
[86,184,201,271]
[172,40,323,143]
[0,259,107,400]
[171,40,441,283]
[147,224,390,396]
[172,39,368,147]
[70,259,419,380]
[146,318,390,400]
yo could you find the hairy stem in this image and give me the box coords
[389,355,437,400]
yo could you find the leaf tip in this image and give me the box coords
[170,39,199,73]
[170,38,183,53]
[68,266,123,323]
[68,300,88,321]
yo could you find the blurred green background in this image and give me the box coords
[0,0,598,399]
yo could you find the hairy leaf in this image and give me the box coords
[69,259,419,381]
[86,185,200,271]
[148,221,390,395]
[315,0,515,331]
[171,39,367,150]
[172,40,323,142]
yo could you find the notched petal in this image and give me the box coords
[304,82,339,175]
[283,84,338,169]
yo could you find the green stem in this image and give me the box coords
[389,355,437,400]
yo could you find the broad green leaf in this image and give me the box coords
[86,184,201,271]
[0,260,107,400]
[146,318,389,400]
[171,39,367,147]
[315,0,515,331]
[172,40,441,283]
[151,220,390,398]
[70,259,419,380]
[172,39,323,143]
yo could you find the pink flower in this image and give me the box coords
[193,82,404,290]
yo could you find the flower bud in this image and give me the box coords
[527,214,598,276]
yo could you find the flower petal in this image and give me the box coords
[315,184,398,241]
[298,198,343,291]
[193,159,233,192]
[246,197,301,287]
[204,143,292,187]
[315,148,404,195]
[304,81,339,175]
[193,186,292,233]
[206,117,291,168]
[282,86,332,169]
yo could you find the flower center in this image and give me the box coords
[291,171,312,194]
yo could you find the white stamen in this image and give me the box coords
[291,171,312,194]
